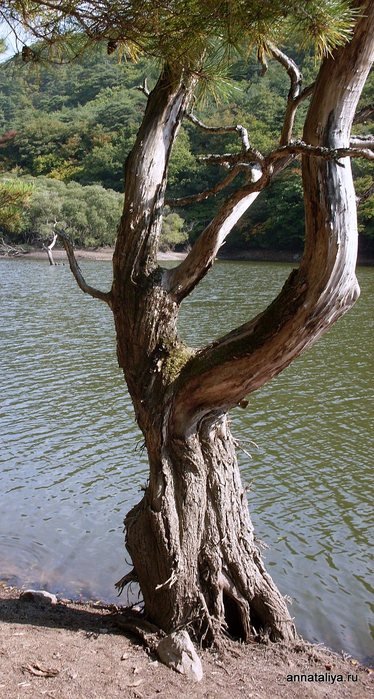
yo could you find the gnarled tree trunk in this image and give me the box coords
[61,2,373,647]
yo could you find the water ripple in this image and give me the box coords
[0,258,372,661]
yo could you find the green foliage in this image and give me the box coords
[0,12,372,253]
[0,175,124,246]
[0,175,189,250]
[236,169,306,251]
[160,207,188,251]
[0,178,33,233]
[2,0,359,69]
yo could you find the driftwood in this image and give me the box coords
[0,238,25,256]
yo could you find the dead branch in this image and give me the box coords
[269,43,302,102]
[185,112,251,151]
[115,568,139,596]
[198,150,264,166]
[57,231,112,305]
[165,166,269,302]
[166,166,243,207]
[0,237,25,256]
[350,135,374,148]
[136,78,149,97]
[137,78,252,152]
[113,610,164,652]
[267,140,374,164]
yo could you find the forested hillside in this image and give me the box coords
[0,43,372,252]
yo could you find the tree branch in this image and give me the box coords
[57,231,112,305]
[267,140,374,164]
[185,112,251,151]
[350,135,374,148]
[168,0,374,435]
[269,43,314,146]
[198,149,264,166]
[165,166,269,302]
[166,166,243,207]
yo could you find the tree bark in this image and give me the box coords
[109,5,373,646]
[110,64,297,644]
[125,415,295,643]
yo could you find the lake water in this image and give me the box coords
[0,257,372,663]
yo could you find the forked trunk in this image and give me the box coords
[108,4,373,647]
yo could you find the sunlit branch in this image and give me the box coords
[198,150,264,166]
[269,43,301,100]
[185,113,250,152]
[350,135,374,148]
[137,81,252,153]
[267,140,374,164]
[269,43,314,146]
[57,231,112,305]
[165,167,269,302]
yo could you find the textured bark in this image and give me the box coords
[125,415,295,643]
[107,10,373,645]
[60,8,372,647]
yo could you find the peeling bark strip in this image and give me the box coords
[55,5,373,646]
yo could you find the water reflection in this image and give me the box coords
[0,258,372,662]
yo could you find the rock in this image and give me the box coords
[20,589,58,606]
[156,630,203,682]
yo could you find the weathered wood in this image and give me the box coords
[46,233,57,266]
[58,6,372,647]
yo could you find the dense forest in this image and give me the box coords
[0,43,372,253]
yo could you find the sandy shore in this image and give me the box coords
[10,247,187,262]
[3,246,372,265]
[0,582,372,699]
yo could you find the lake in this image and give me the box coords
[0,257,372,663]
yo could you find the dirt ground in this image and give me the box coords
[0,583,372,699]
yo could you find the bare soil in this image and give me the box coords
[0,582,372,699]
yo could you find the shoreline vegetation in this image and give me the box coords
[0,581,372,699]
[1,244,373,265]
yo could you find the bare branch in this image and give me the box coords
[269,43,302,101]
[293,83,315,107]
[186,113,250,151]
[350,135,374,148]
[198,149,264,166]
[136,78,150,97]
[267,140,374,165]
[137,83,252,153]
[43,228,58,266]
[166,166,242,207]
[57,231,112,306]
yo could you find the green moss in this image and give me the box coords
[163,342,195,384]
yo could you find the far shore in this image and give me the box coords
[1,245,373,265]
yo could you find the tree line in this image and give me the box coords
[0,42,372,252]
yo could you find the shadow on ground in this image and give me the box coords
[0,594,126,636]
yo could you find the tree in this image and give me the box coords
[0,176,32,234]
[2,1,373,646]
